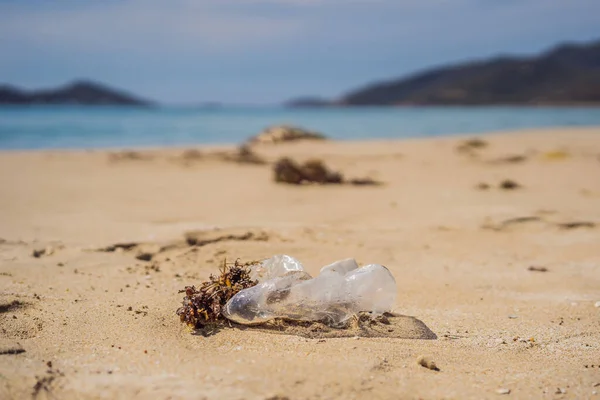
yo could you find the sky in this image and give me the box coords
[0,0,599,105]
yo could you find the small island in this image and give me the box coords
[0,80,153,106]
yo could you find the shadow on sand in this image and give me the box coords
[191,313,437,340]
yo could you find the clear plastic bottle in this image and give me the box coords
[223,255,397,326]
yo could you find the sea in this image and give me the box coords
[1,106,600,150]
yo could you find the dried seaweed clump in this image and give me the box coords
[456,138,488,153]
[177,260,259,328]
[108,150,153,163]
[220,145,267,165]
[273,157,381,186]
[274,157,343,184]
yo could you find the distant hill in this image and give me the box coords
[284,97,333,107]
[286,39,600,106]
[340,39,600,105]
[0,80,153,106]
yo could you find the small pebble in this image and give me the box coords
[416,355,439,371]
[32,248,45,258]
[555,388,566,394]
[594,301,600,308]
[496,388,511,395]
[508,315,518,319]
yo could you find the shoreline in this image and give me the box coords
[1,125,599,154]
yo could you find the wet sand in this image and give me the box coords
[1,127,599,399]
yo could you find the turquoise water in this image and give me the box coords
[1,106,599,150]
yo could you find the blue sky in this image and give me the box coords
[1,0,599,105]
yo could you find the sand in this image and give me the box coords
[1,127,599,399]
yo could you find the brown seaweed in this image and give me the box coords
[176,259,259,328]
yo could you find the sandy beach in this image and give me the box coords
[1,127,600,399]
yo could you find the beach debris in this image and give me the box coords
[0,341,25,355]
[222,255,397,327]
[180,149,204,161]
[98,242,139,252]
[184,229,269,247]
[594,301,600,308]
[273,157,381,186]
[457,138,488,151]
[499,179,521,190]
[274,158,342,184]
[483,215,597,232]
[482,216,542,231]
[31,245,63,258]
[370,357,391,372]
[92,229,270,265]
[416,355,439,371]
[217,145,267,165]
[555,388,567,395]
[495,388,511,395]
[32,248,47,258]
[528,266,548,272]
[477,180,526,191]
[135,252,153,262]
[0,300,26,313]
[247,125,326,145]
[542,150,570,161]
[488,154,528,164]
[175,149,204,166]
[265,395,290,400]
[348,177,383,186]
[456,138,488,156]
[108,150,153,162]
[174,256,428,338]
[230,145,267,164]
[176,146,267,166]
[556,221,596,230]
[32,361,64,398]
[176,259,259,328]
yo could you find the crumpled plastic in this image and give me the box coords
[223,255,397,326]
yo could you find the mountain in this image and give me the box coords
[340,39,600,105]
[286,39,600,106]
[0,80,153,106]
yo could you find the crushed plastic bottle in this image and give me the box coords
[223,255,397,326]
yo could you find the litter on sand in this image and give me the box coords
[223,255,397,326]
[177,255,398,329]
